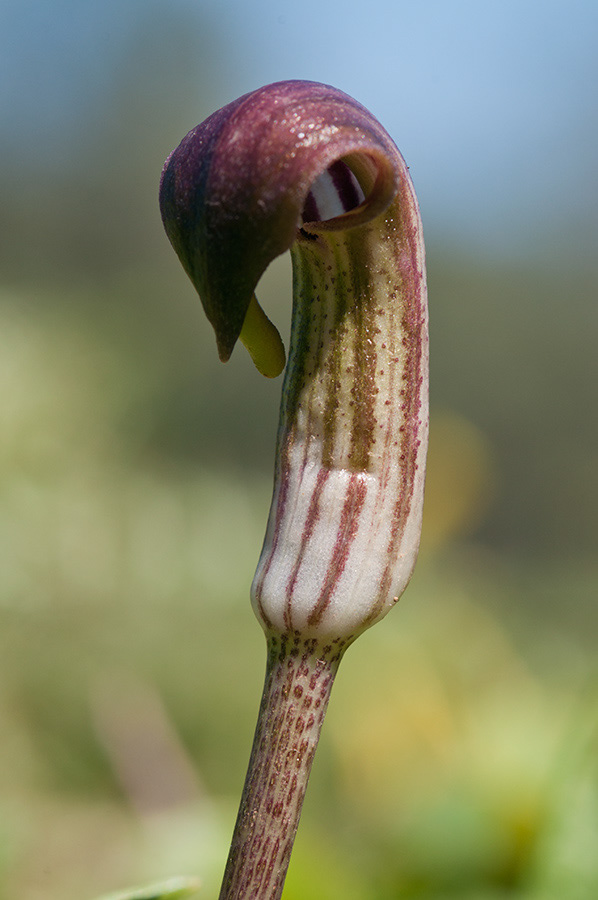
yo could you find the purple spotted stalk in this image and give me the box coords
[160,80,428,899]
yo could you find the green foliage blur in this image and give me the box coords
[1,6,596,899]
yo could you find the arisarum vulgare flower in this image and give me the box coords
[160,80,428,900]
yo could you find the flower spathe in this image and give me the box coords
[160,79,429,900]
[160,80,428,645]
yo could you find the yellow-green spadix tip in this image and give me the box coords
[239,294,286,378]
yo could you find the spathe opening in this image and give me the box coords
[301,151,396,232]
[302,159,366,223]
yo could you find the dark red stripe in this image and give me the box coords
[302,190,320,223]
[307,474,368,627]
[328,159,362,212]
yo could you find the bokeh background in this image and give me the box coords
[1,1,597,897]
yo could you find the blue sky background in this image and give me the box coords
[1,0,597,259]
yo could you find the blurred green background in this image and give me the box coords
[1,1,597,898]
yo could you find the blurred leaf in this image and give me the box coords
[95,875,200,900]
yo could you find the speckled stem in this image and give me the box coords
[218,635,346,900]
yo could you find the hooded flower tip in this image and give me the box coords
[159,80,402,372]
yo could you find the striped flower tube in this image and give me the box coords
[160,80,428,900]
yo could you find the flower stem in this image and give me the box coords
[218,634,346,900]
